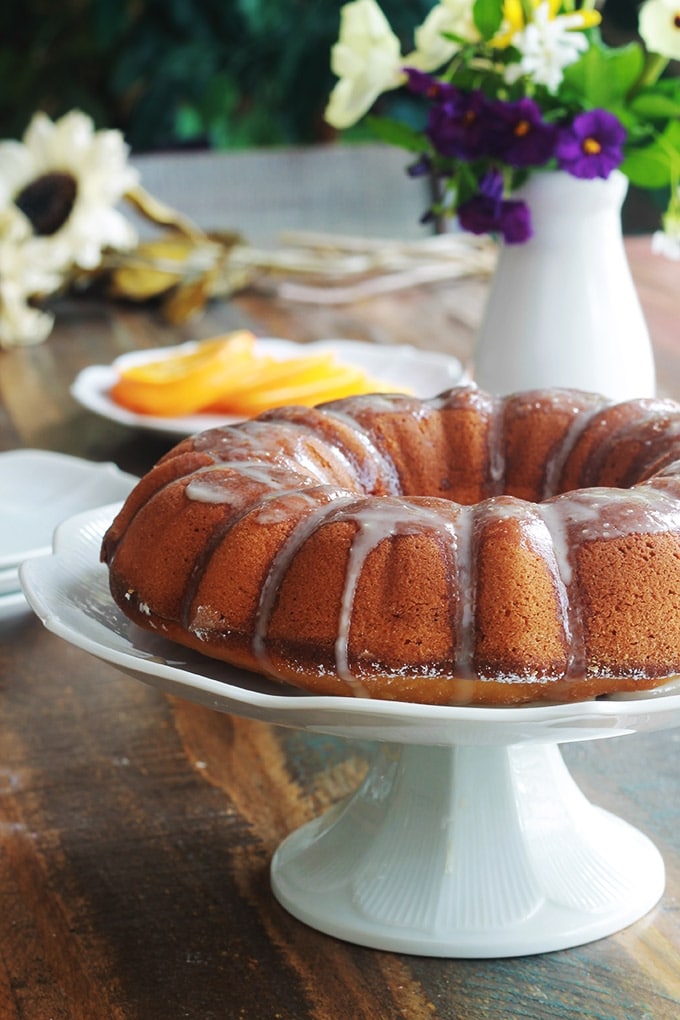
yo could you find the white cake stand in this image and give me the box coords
[20,504,680,958]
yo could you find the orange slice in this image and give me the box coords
[109,332,407,418]
[110,331,258,416]
[221,365,392,415]
[206,353,339,412]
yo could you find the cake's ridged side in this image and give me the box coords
[185,484,353,673]
[259,403,401,496]
[576,530,680,679]
[473,500,570,681]
[101,450,214,563]
[107,473,239,625]
[190,419,364,492]
[500,390,608,502]
[559,398,680,489]
[541,485,680,689]
[257,495,465,698]
[102,385,680,705]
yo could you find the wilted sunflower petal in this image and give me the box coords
[161,276,214,323]
[125,184,206,240]
[107,235,217,300]
[109,263,180,300]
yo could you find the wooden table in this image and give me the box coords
[0,183,679,1018]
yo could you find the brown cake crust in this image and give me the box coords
[102,386,680,705]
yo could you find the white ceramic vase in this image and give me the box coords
[473,170,656,400]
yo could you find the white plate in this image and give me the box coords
[0,450,138,569]
[71,337,468,437]
[19,503,680,748]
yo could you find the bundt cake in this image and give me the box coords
[101,386,680,705]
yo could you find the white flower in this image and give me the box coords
[324,0,404,129]
[0,110,139,273]
[503,2,590,91]
[652,229,680,258]
[0,110,139,347]
[406,0,481,73]
[639,0,680,60]
[0,282,55,348]
[0,206,68,348]
[0,207,64,293]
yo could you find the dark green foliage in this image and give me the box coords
[0,0,433,151]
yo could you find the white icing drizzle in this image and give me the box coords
[332,499,459,690]
[251,496,356,678]
[539,485,680,593]
[487,395,505,489]
[537,500,574,588]
[184,482,352,634]
[548,485,680,540]
[260,405,392,495]
[541,393,607,498]
[250,495,462,695]
[191,420,361,492]
[451,504,475,676]
[323,407,403,494]
[186,462,300,502]
[248,488,337,526]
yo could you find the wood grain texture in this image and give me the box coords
[0,156,678,1018]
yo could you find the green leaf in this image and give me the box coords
[455,163,481,205]
[175,105,204,141]
[366,115,427,153]
[472,0,504,41]
[622,146,672,190]
[622,121,680,190]
[562,39,645,109]
[660,117,680,158]
[630,91,680,121]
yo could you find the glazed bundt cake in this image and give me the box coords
[102,386,680,705]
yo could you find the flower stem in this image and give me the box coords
[633,53,669,94]
[519,0,533,23]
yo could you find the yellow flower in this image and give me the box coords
[494,0,600,49]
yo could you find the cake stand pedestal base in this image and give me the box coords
[271,742,664,957]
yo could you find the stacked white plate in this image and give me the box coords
[1,449,136,619]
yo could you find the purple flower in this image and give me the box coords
[488,98,558,168]
[403,67,458,103]
[457,170,533,244]
[406,154,432,178]
[555,110,626,179]
[426,89,493,161]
